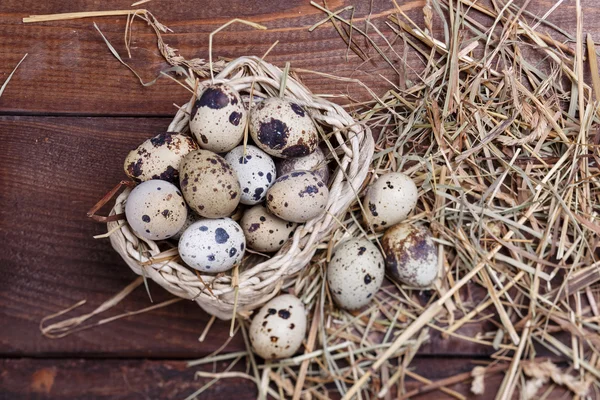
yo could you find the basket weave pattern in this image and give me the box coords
[107,56,374,319]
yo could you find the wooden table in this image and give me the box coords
[0,1,597,398]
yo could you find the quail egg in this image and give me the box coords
[249,97,319,158]
[125,180,187,240]
[382,223,438,287]
[189,84,246,153]
[224,145,276,205]
[178,218,245,273]
[179,149,241,218]
[241,204,297,252]
[363,172,418,231]
[276,146,329,184]
[171,209,201,241]
[327,238,385,310]
[124,132,198,183]
[249,294,307,360]
[266,171,329,223]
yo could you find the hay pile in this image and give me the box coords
[27,1,600,398]
[226,1,600,398]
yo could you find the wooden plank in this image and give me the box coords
[0,357,572,400]
[0,358,255,400]
[0,0,399,116]
[1,1,596,116]
[0,115,505,358]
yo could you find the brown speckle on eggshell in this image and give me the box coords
[363,172,418,232]
[125,180,187,240]
[179,149,241,218]
[276,147,329,184]
[382,223,438,287]
[190,84,246,153]
[265,171,329,223]
[249,97,318,159]
[124,132,198,183]
[249,294,306,360]
[241,204,297,252]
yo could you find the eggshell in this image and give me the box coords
[276,147,329,184]
[224,145,276,205]
[241,204,297,252]
[178,218,245,273]
[266,171,329,223]
[327,238,385,310]
[249,97,319,158]
[124,132,198,183]
[190,84,246,152]
[179,149,241,218]
[171,209,201,241]
[363,172,418,231]
[382,223,438,287]
[125,180,187,240]
[249,294,306,360]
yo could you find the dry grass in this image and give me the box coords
[280,1,600,398]
[27,1,600,398]
[233,1,600,398]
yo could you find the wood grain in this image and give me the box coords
[0,0,398,116]
[0,358,255,400]
[0,357,572,400]
[2,0,598,116]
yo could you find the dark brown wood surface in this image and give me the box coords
[2,357,552,400]
[0,0,596,399]
[1,0,597,116]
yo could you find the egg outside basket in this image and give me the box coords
[107,56,374,320]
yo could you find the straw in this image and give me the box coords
[0,53,27,99]
[34,2,600,398]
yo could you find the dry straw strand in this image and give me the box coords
[0,53,27,99]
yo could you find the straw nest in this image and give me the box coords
[106,56,374,320]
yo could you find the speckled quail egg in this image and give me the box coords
[124,132,198,183]
[189,84,246,153]
[363,172,418,231]
[241,204,297,252]
[382,223,438,287]
[178,218,245,273]
[266,171,329,223]
[276,146,329,184]
[179,149,241,218]
[171,209,201,241]
[125,180,187,240]
[327,238,385,310]
[249,97,319,158]
[224,145,276,205]
[249,294,306,360]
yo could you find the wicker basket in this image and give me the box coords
[106,56,374,320]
